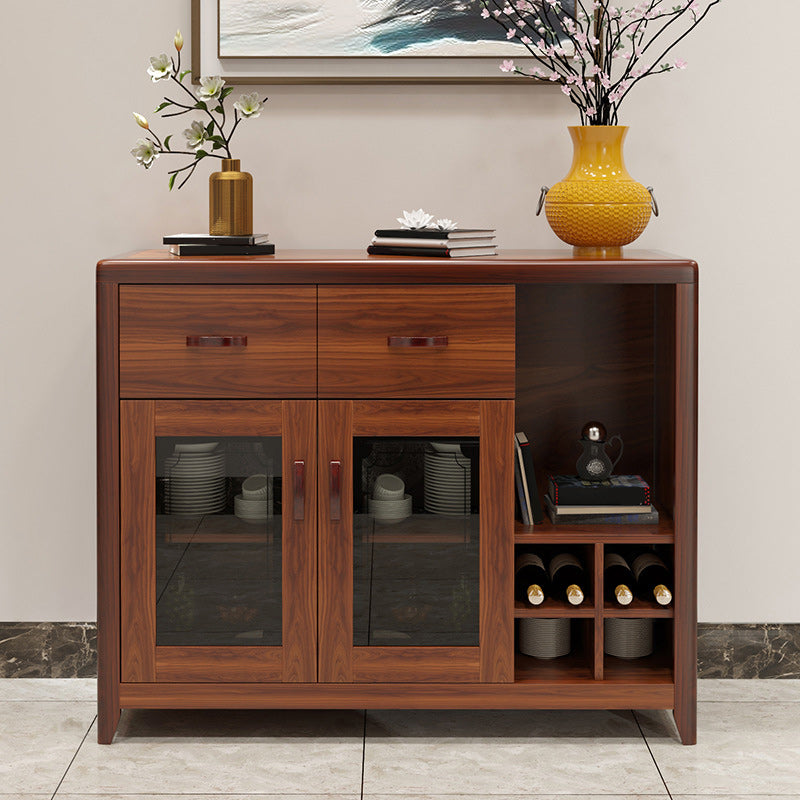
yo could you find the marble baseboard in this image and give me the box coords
[0,622,96,678]
[2,622,798,678]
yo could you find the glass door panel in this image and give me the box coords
[155,436,282,647]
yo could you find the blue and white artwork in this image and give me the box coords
[219,0,525,57]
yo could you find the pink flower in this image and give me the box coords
[561,85,571,95]
[506,28,516,39]
[674,59,688,69]
[481,8,489,17]
[500,60,515,72]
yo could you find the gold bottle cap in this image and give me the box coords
[527,584,545,606]
[654,584,672,605]
[566,584,584,605]
[615,584,633,605]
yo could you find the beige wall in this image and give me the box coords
[0,0,796,622]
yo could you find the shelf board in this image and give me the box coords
[513,599,595,618]
[603,598,674,618]
[603,650,673,684]
[160,514,279,544]
[514,513,674,544]
[514,650,593,683]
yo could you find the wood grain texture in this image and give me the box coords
[120,400,156,683]
[317,400,354,682]
[96,281,120,744]
[593,542,604,681]
[154,400,282,435]
[514,517,674,544]
[479,400,515,683]
[282,400,318,682]
[352,400,480,436]
[318,286,515,398]
[155,647,283,682]
[352,648,480,682]
[119,286,316,398]
[673,282,698,745]
[98,250,698,285]
[119,680,674,709]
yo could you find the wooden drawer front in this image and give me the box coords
[318,286,515,398]
[119,286,316,398]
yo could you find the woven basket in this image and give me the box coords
[518,618,571,659]
[604,618,654,659]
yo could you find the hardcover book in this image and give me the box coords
[371,236,496,248]
[367,245,498,258]
[548,474,651,507]
[373,228,495,239]
[169,243,276,256]
[544,496,660,525]
[163,233,269,245]
[515,432,544,524]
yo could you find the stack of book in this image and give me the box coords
[367,228,497,258]
[164,233,275,256]
[545,474,659,524]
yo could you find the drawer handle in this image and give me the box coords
[330,460,342,522]
[186,335,248,347]
[387,335,449,348]
[293,460,305,521]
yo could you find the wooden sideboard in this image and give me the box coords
[97,249,697,744]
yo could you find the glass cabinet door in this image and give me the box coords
[318,400,515,684]
[120,400,316,683]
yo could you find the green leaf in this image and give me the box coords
[194,101,207,110]
[168,172,176,191]
[163,135,172,151]
[179,69,191,82]
[154,101,172,113]
[220,86,234,100]
[205,121,214,135]
[213,105,224,114]
[195,150,208,159]
[209,135,226,145]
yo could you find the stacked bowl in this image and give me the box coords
[234,473,272,523]
[367,473,411,524]
[163,442,226,516]
[424,442,471,516]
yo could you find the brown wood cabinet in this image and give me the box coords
[97,250,697,745]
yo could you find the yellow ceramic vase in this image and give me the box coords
[209,158,253,236]
[542,126,654,258]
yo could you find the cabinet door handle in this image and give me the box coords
[186,335,248,347]
[387,335,448,348]
[329,460,342,522]
[293,460,305,521]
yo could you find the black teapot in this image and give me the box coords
[575,421,623,482]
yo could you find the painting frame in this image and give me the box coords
[192,0,555,84]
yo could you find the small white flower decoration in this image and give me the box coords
[131,138,159,169]
[233,92,264,119]
[183,120,208,151]
[197,76,225,101]
[147,53,172,82]
[435,218,458,231]
[397,208,434,229]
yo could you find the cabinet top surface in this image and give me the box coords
[97,249,697,284]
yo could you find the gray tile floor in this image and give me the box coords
[1,679,799,799]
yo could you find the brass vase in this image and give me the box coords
[209,158,253,236]
[539,126,656,258]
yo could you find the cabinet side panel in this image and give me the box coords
[120,400,156,682]
[317,401,354,682]
[479,400,515,682]
[673,283,698,745]
[97,281,120,743]
[282,400,318,682]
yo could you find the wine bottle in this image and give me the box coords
[604,551,634,606]
[515,552,549,606]
[631,551,673,606]
[548,552,585,605]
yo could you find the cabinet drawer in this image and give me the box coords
[318,285,515,398]
[119,286,316,398]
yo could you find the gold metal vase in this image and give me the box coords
[209,158,253,236]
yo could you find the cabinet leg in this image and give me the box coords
[97,704,121,744]
[673,703,696,745]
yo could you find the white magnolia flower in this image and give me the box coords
[435,218,458,231]
[397,208,434,229]
[183,120,208,151]
[131,138,159,169]
[147,53,172,82]
[233,92,263,119]
[197,76,225,101]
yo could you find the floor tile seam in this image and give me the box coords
[49,713,97,800]
[632,710,674,800]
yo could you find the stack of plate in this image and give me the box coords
[367,473,411,524]
[234,473,272,523]
[424,443,471,516]
[163,442,226,516]
[518,618,571,659]
[604,618,654,659]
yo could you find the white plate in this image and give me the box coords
[173,442,220,454]
[429,442,464,454]
[165,453,225,463]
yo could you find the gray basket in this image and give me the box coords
[518,618,571,659]
[604,618,654,659]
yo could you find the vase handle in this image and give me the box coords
[536,186,549,216]
[647,186,660,217]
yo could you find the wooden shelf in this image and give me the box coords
[514,513,674,544]
[513,599,594,618]
[514,650,593,683]
[603,598,674,618]
[603,650,673,684]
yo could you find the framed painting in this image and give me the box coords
[192,0,576,84]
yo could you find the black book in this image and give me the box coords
[163,233,270,245]
[169,243,276,256]
[515,432,544,524]
[548,474,651,507]
[373,228,495,239]
[367,245,497,258]
[544,496,660,525]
